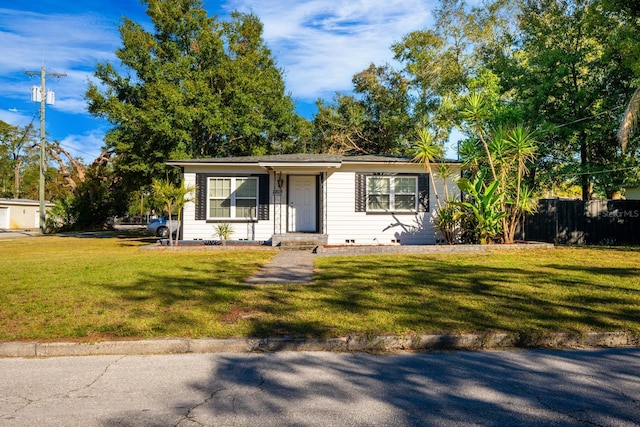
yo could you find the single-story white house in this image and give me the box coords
[0,199,54,230]
[167,154,462,246]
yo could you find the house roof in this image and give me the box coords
[167,153,460,167]
[0,198,54,206]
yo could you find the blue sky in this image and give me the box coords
[0,0,440,162]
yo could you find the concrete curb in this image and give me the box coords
[1,332,637,358]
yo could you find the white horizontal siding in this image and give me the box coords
[324,165,460,245]
[181,169,275,242]
[180,162,461,245]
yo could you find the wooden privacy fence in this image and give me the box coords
[522,199,640,245]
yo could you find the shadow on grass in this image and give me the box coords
[82,257,267,339]
[545,263,640,280]
[83,249,640,340]
[302,254,640,336]
[53,229,157,247]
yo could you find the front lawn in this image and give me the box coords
[1,234,638,341]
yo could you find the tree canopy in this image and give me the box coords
[315,0,640,199]
[9,0,640,232]
[86,0,305,192]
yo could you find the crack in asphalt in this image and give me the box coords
[591,373,640,406]
[2,356,125,418]
[231,372,266,416]
[175,388,226,427]
[225,371,265,418]
[0,395,34,420]
[528,388,608,427]
[69,356,127,396]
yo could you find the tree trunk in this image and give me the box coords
[580,132,591,201]
[47,146,77,191]
[13,159,21,198]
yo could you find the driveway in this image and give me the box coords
[0,230,39,239]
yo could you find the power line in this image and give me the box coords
[553,165,639,177]
[554,104,625,129]
[52,140,103,161]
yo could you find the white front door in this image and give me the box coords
[288,175,316,232]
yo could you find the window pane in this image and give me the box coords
[368,177,389,194]
[209,178,231,198]
[209,199,230,218]
[368,195,389,210]
[236,178,257,198]
[395,195,415,210]
[236,199,257,218]
[395,177,415,194]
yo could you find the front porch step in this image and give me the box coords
[279,244,320,251]
[272,233,328,249]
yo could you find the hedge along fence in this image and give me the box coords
[522,199,640,245]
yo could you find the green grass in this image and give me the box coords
[1,234,639,341]
[0,234,276,340]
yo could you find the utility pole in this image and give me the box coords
[24,66,66,234]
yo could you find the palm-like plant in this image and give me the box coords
[413,128,459,244]
[618,87,640,153]
[455,171,506,244]
[503,125,538,243]
[214,222,234,245]
[412,128,445,210]
[460,92,540,244]
[151,178,195,247]
[462,93,497,181]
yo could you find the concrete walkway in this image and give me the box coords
[244,250,316,284]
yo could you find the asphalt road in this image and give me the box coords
[1,348,639,426]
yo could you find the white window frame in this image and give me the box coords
[206,177,259,220]
[366,176,418,212]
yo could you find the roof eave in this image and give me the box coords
[258,161,342,169]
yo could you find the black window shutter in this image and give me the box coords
[258,174,269,220]
[195,174,207,220]
[418,174,429,212]
[355,173,366,212]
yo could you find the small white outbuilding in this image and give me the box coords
[0,199,54,230]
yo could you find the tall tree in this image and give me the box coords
[312,64,412,154]
[487,0,640,199]
[311,0,512,157]
[0,121,36,198]
[392,0,507,146]
[612,1,640,155]
[313,95,369,154]
[86,0,304,193]
[619,87,640,153]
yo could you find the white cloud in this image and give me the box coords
[2,1,438,115]
[1,0,443,161]
[0,8,120,116]
[0,8,119,70]
[225,0,436,100]
[58,130,107,163]
[0,108,35,128]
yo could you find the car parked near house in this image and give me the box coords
[146,215,180,238]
